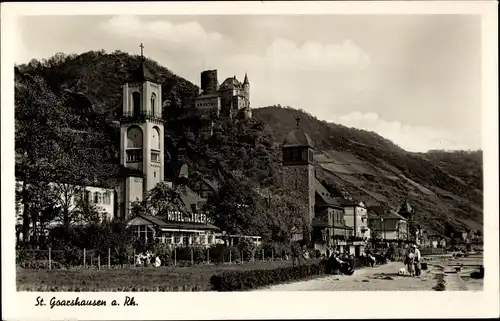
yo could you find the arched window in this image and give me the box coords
[132,92,141,116]
[127,126,143,148]
[151,127,161,150]
[151,93,156,116]
[94,192,102,204]
[103,192,111,205]
[84,191,91,203]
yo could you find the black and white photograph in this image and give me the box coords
[2,1,498,320]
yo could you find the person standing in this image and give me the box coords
[405,247,415,276]
[413,244,422,276]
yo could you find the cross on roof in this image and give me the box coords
[295,115,301,128]
[140,43,144,58]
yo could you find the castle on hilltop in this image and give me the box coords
[183,69,252,120]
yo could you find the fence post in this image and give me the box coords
[241,250,243,263]
[229,249,232,265]
[191,248,194,266]
[262,249,264,261]
[272,249,274,261]
[48,248,52,270]
[174,247,177,267]
[133,249,136,266]
[98,255,101,270]
[207,248,210,264]
[108,248,111,269]
[83,248,86,267]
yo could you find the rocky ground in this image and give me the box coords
[258,254,483,291]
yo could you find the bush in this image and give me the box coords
[210,262,326,291]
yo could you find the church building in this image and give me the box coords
[281,117,361,255]
[117,47,220,244]
[282,117,368,254]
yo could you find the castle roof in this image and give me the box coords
[283,129,313,148]
[128,60,157,83]
[243,72,249,85]
[220,76,242,89]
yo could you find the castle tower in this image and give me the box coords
[282,115,315,243]
[243,72,250,101]
[201,70,218,95]
[119,44,165,216]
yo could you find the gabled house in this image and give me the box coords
[337,198,370,240]
[192,177,220,199]
[368,210,408,241]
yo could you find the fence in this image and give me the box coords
[16,246,297,270]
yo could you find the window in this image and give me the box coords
[191,204,197,212]
[175,235,181,244]
[132,92,141,116]
[151,93,156,116]
[84,191,91,203]
[127,126,143,148]
[103,192,111,205]
[151,151,160,162]
[151,127,161,150]
[94,192,102,204]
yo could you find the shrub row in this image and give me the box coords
[210,262,326,291]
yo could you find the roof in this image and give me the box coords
[119,165,144,178]
[128,60,157,83]
[283,129,313,148]
[243,72,249,85]
[177,185,207,212]
[220,76,242,89]
[337,198,363,207]
[398,199,414,214]
[196,93,221,99]
[201,177,219,192]
[369,210,407,221]
[314,179,343,209]
[311,219,353,229]
[178,164,189,179]
[132,214,219,231]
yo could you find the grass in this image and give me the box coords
[17,259,320,292]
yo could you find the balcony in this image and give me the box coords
[120,111,164,125]
[126,149,143,163]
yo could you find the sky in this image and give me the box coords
[16,15,482,152]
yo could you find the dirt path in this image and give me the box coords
[257,261,464,291]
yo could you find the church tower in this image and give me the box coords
[282,116,315,243]
[119,43,164,216]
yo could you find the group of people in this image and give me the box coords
[135,251,162,268]
[325,250,355,275]
[403,244,422,277]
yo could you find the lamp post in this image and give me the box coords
[380,216,385,241]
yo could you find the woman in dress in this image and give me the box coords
[406,248,415,276]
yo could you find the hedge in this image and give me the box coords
[210,262,327,291]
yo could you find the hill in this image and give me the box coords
[253,106,483,234]
[15,51,483,238]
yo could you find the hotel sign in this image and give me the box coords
[166,211,213,224]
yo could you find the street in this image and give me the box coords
[258,256,482,291]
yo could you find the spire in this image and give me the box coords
[243,71,249,84]
[295,115,301,129]
[128,43,156,83]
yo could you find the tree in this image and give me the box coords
[130,182,188,220]
[206,177,267,237]
[15,74,69,241]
